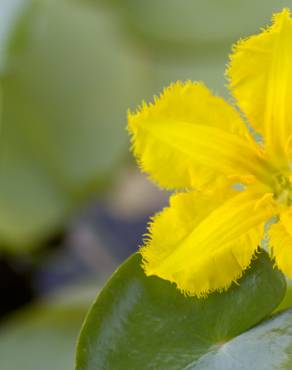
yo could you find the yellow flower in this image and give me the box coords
[128,9,292,297]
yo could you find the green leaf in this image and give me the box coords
[275,279,292,313]
[0,0,146,249]
[0,305,85,370]
[0,280,99,370]
[147,52,228,100]
[76,251,287,370]
[98,0,292,51]
[187,309,292,369]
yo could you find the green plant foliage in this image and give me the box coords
[146,52,228,100]
[0,0,145,250]
[75,252,287,370]
[97,0,292,51]
[275,279,292,313]
[0,305,85,370]
[90,1,292,99]
[0,280,99,370]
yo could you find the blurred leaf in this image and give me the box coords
[0,0,147,249]
[0,279,99,370]
[76,252,286,370]
[0,305,84,370]
[147,52,228,100]
[0,0,27,72]
[91,1,292,99]
[98,0,292,52]
[90,1,292,101]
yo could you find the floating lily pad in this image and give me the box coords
[76,251,287,370]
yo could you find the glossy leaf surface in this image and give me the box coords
[76,252,287,370]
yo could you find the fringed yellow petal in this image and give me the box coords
[228,9,292,165]
[128,81,265,191]
[269,210,292,277]
[141,189,275,297]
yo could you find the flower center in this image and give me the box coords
[273,174,292,206]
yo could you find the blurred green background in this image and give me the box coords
[0,1,291,369]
